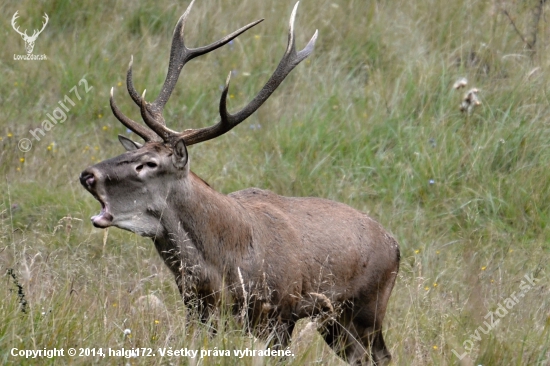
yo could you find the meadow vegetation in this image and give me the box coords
[1,0,549,364]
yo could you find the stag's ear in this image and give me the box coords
[172,138,189,169]
[118,135,143,151]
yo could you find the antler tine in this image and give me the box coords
[139,90,180,141]
[128,0,262,142]
[110,87,159,142]
[181,2,318,146]
[126,55,141,106]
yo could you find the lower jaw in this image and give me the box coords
[92,212,113,228]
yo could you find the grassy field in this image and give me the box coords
[1,0,549,364]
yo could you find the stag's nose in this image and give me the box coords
[79,170,96,188]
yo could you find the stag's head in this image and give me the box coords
[11,11,49,54]
[79,1,317,237]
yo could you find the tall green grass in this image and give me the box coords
[1,0,549,364]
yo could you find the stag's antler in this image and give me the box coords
[111,0,262,142]
[181,2,317,146]
[112,1,317,145]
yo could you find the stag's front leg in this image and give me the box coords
[172,274,210,326]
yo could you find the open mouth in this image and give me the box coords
[80,171,114,228]
[91,199,113,228]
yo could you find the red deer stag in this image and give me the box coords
[80,2,399,364]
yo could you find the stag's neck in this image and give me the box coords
[160,171,253,267]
